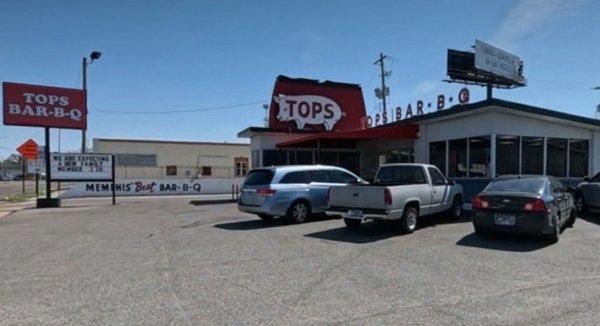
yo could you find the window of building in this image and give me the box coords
[448,138,467,178]
[427,167,447,185]
[201,166,212,176]
[262,150,288,166]
[547,138,567,177]
[338,152,361,175]
[166,166,177,176]
[318,152,338,165]
[115,154,157,166]
[384,149,414,164]
[496,135,519,176]
[429,141,446,175]
[289,150,314,165]
[469,136,490,178]
[234,157,249,177]
[569,139,588,177]
[521,137,543,175]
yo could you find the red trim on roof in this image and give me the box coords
[276,124,419,148]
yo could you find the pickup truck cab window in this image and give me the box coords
[375,166,427,185]
[427,167,447,185]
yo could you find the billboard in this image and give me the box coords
[474,40,523,83]
[3,82,86,130]
[268,75,367,132]
[50,153,113,181]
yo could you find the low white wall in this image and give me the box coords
[59,178,245,198]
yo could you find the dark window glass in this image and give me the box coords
[328,170,358,183]
[292,151,313,165]
[244,169,274,185]
[201,166,212,176]
[318,152,338,165]
[547,138,567,177]
[569,139,588,177]
[399,148,414,163]
[449,139,467,177]
[496,135,519,175]
[307,170,330,183]
[280,171,308,184]
[428,167,447,185]
[429,141,446,175]
[166,166,177,176]
[469,136,490,177]
[522,137,543,175]
[262,150,288,166]
[338,152,361,175]
[486,178,546,194]
[375,166,427,185]
[115,154,157,167]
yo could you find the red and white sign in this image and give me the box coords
[16,139,39,159]
[3,82,86,130]
[268,76,367,132]
[274,94,343,131]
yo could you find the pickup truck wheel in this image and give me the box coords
[287,201,311,224]
[449,196,462,218]
[344,218,361,229]
[399,206,418,234]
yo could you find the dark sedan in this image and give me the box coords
[471,176,576,243]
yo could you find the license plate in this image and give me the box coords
[348,209,364,219]
[495,214,516,226]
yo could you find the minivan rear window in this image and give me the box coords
[244,169,274,185]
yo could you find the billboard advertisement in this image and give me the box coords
[3,82,86,129]
[268,75,367,132]
[50,153,113,180]
[474,40,524,83]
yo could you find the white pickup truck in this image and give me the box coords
[326,163,463,233]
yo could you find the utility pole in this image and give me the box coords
[374,53,391,118]
[594,86,600,119]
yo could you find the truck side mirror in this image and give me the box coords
[447,179,455,186]
[584,176,591,182]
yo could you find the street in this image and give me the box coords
[1,197,600,324]
[0,181,36,199]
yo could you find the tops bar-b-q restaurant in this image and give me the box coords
[239,75,599,200]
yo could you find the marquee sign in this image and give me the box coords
[50,153,113,181]
[3,82,86,130]
[268,75,367,132]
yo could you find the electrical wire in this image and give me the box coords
[92,100,267,114]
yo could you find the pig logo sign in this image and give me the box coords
[274,94,343,131]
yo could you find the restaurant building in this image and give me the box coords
[239,76,599,199]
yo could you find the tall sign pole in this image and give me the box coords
[82,57,87,153]
[374,53,389,114]
[44,127,51,204]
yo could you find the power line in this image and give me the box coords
[93,100,267,114]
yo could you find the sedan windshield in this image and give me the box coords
[486,178,546,194]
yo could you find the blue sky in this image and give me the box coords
[1,0,599,158]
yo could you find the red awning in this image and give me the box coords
[276,124,419,148]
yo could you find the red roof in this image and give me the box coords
[276,124,419,148]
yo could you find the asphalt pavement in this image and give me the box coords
[1,197,600,324]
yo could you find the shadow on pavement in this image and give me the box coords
[304,221,402,244]
[579,212,600,226]
[456,232,552,252]
[214,214,334,231]
[417,213,471,230]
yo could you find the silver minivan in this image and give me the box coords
[238,165,366,223]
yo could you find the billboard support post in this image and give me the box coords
[487,82,493,100]
[21,157,25,194]
[37,127,60,208]
[35,173,39,198]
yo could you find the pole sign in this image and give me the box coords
[27,159,45,174]
[3,82,87,130]
[16,139,39,159]
[50,153,113,181]
[474,40,524,83]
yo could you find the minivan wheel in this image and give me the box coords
[399,206,418,234]
[287,201,311,223]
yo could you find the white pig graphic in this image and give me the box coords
[274,94,342,131]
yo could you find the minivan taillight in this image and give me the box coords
[384,188,392,205]
[472,196,489,209]
[256,189,276,197]
[523,198,547,212]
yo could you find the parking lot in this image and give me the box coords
[1,197,600,324]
